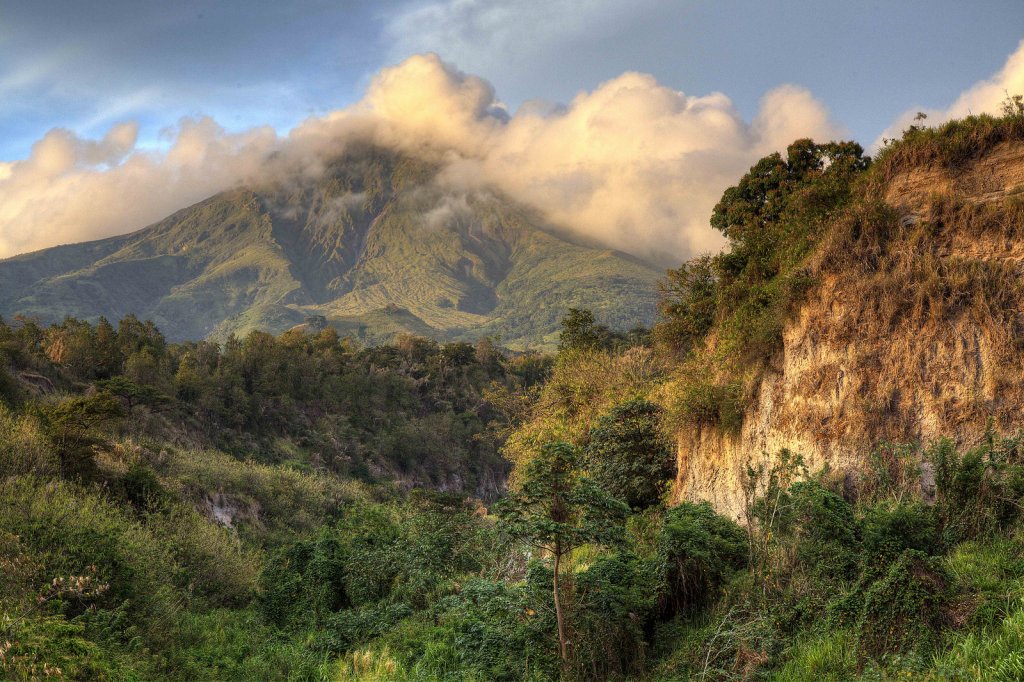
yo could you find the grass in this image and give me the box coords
[769,630,858,681]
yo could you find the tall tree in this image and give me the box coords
[496,441,628,663]
[558,309,602,352]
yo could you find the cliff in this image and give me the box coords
[672,133,1024,520]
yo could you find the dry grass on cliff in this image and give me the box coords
[872,110,1024,184]
[817,196,1024,342]
[800,189,1024,443]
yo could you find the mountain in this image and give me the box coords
[0,145,660,348]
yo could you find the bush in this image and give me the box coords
[317,603,415,654]
[861,501,939,569]
[656,502,747,615]
[148,507,260,608]
[171,608,326,681]
[585,399,675,509]
[857,549,950,659]
[258,530,348,629]
[571,553,658,679]
[786,481,860,579]
[0,405,55,477]
[929,433,1024,543]
[433,576,557,681]
[666,374,743,432]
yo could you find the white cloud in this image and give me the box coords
[880,39,1024,145]
[0,118,278,257]
[0,53,846,263]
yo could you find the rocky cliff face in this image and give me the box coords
[673,141,1024,520]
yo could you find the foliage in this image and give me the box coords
[785,481,860,579]
[656,502,747,614]
[585,399,675,509]
[32,391,125,481]
[654,139,869,366]
[857,549,950,659]
[570,552,658,679]
[496,441,629,662]
[928,430,1024,543]
[654,255,718,357]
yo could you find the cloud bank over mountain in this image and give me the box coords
[4,42,1020,263]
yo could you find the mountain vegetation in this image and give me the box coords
[0,145,660,350]
[4,106,1024,681]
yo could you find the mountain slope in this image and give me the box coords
[0,146,660,347]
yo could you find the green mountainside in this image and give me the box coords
[0,146,660,348]
[5,113,1024,681]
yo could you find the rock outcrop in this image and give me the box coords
[673,142,1024,520]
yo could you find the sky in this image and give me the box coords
[1,0,1023,261]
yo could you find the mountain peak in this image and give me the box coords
[0,145,659,347]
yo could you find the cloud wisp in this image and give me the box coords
[879,39,1024,146]
[2,53,847,262]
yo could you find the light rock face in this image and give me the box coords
[672,142,1024,521]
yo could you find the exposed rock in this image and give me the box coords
[673,142,1024,520]
[203,491,260,530]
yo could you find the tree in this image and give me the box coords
[710,139,869,289]
[496,441,628,663]
[96,376,170,414]
[558,309,602,352]
[34,393,124,480]
[655,255,718,356]
[585,399,676,510]
[93,317,121,378]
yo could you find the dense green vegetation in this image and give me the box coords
[5,108,1024,680]
[0,312,554,679]
[7,310,1024,680]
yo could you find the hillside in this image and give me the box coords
[480,110,1024,681]
[668,116,1024,519]
[8,113,1024,681]
[0,146,660,349]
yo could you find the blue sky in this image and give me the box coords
[2,0,1023,161]
[1,1,1023,261]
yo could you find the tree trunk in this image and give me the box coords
[553,543,568,663]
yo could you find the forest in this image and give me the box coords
[5,108,1024,680]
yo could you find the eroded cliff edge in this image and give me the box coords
[673,140,1024,520]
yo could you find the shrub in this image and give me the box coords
[654,255,718,357]
[585,399,675,509]
[117,462,169,511]
[0,476,181,654]
[857,549,950,659]
[786,481,860,579]
[656,502,747,615]
[928,433,1024,543]
[148,507,260,608]
[0,405,55,477]
[316,603,414,654]
[571,553,658,679]
[258,530,348,629]
[860,501,939,569]
[665,374,743,432]
[171,608,326,681]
